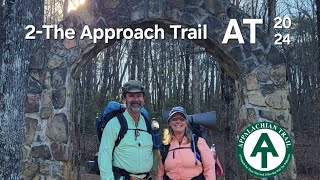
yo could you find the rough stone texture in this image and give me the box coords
[23,162,39,180]
[25,94,40,113]
[238,105,247,120]
[259,110,276,121]
[30,70,46,85]
[188,6,209,24]
[271,65,287,86]
[148,0,163,19]
[30,50,46,70]
[260,84,275,96]
[25,117,38,145]
[51,68,67,89]
[51,142,69,161]
[30,145,51,159]
[230,46,245,62]
[28,77,45,94]
[48,54,64,69]
[246,74,259,91]
[46,113,68,143]
[202,16,224,37]
[265,91,289,110]
[63,39,77,49]
[52,87,66,109]
[238,105,248,129]
[205,0,224,15]
[78,35,94,49]
[39,162,50,175]
[23,145,31,159]
[44,71,52,89]
[50,162,65,180]
[130,0,146,21]
[103,0,121,9]
[276,112,292,130]
[41,90,53,107]
[256,65,270,83]
[247,108,258,123]
[40,107,53,119]
[266,45,285,65]
[247,90,266,107]
[168,0,185,8]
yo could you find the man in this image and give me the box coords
[98,80,153,180]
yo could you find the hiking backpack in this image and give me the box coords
[96,101,152,146]
[88,101,159,175]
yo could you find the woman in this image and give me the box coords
[157,106,216,180]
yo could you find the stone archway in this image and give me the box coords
[24,0,295,179]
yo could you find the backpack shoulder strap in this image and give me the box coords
[160,144,170,165]
[191,135,201,162]
[141,113,151,134]
[114,113,128,148]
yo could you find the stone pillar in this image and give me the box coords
[25,41,77,179]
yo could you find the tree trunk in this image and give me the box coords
[221,71,243,179]
[317,0,320,77]
[0,5,4,51]
[0,0,43,178]
[63,0,69,18]
[191,46,201,114]
[129,40,139,80]
[98,49,111,107]
[268,0,276,41]
[184,44,191,109]
[143,39,151,111]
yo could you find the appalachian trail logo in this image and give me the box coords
[237,122,293,178]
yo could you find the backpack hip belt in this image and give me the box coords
[113,166,150,180]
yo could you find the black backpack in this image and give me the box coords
[88,101,153,175]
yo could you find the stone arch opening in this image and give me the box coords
[70,21,241,80]
[24,0,295,179]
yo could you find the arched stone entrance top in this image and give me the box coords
[60,0,284,79]
[25,0,295,179]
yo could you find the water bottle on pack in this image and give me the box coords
[210,143,224,177]
[151,118,161,149]
[210,144,216,163]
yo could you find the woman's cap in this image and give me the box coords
[168,106,187,121]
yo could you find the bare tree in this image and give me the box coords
[317,0,320,74]
[63,0,69,18]
[192,46,201,114]
[0,0,44,177]
[267,0,276,40]
[183,43,191,109]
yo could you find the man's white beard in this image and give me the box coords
[130,106,141,112]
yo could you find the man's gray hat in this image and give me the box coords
[122,80,144,94]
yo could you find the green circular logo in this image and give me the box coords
[237,122,292,178]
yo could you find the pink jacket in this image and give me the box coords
[157,136,216,180]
